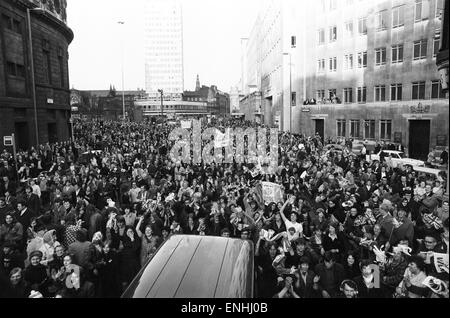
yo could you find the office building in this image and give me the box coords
[144,0,184,99]
[241,0,449,160]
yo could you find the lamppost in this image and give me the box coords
[283,52,292,132]
[26,7,43,147]
[158,89,164,117]
[118,21,126,121]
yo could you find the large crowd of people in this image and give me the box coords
[0,117,448,298]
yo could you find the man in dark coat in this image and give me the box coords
[24,186,41,216]
[353,260,385,298]
[314,251,346,298]
[294,256,319,298]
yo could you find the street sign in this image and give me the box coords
[3,136,13,146]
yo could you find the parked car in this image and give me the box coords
[323,144,345,152]
[352,140,377,154]
[370,150,425,167]
[122,235,255,298]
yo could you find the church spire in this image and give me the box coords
[195,74,200,91]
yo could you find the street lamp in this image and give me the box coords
[157,89,164,116]
[118,21,126,121]
[26,7,43,147]
[283,52,292,132]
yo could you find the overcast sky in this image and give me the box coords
[67,0,258,92]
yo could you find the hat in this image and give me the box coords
[29,250,43,260]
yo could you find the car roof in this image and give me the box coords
[382,150,403,154]
[122,235,254,298]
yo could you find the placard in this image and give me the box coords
[180,120,192,129]
[261,182,284,204]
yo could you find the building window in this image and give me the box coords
[380,120,392,140]
[329,26,337,42]
[415,0,430,22]
[343,88,353,103]
[390,84,403,101]
[345,21,353,37]
[317,89,325,100]
[337,120,346,137]
[375,48,386,66]
[375,10,388,31]
[357,86,367,103]
[392,6,405,27]
[374,85,386,101]
[291,36,296,48]
[6,61,25,78]
[350,120,360,138]
[358,17,367,35]
[321,0,326,12]
[413,40,428,60]
[412,81,426,99]
[329,57,337,72]
[318,29,325,45]
[291,92,296,106]
[329,0,337,10]
[329,89,337,99]
[59,56,64,88]
[43,43,52,85]
[357,51,367,68]
[317,59,326,73]
[431,80,445,98]
[364,120,375,139]
[392,45,404,63]
[344,54,353,69]
[2,14,21,34]
[433,35,440,57]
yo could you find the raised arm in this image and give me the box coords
[136,215,144,238]
[280,196,295,223]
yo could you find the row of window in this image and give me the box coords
[336,119,392,140]
[317,39,440,73]
[316,80,445,103]
[317,0,443,44]
[2,13,66,88]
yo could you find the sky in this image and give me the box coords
[67,0,259,93]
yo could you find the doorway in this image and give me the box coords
[48,123,58,144]
[314,119,325,142]
[14,122,29,151]
[409,120,430,160]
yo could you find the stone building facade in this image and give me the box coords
[0,0,73,151]
[241,0,449,160]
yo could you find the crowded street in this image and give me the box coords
[0,117,448,298]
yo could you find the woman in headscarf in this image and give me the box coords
[39,229,60,266]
